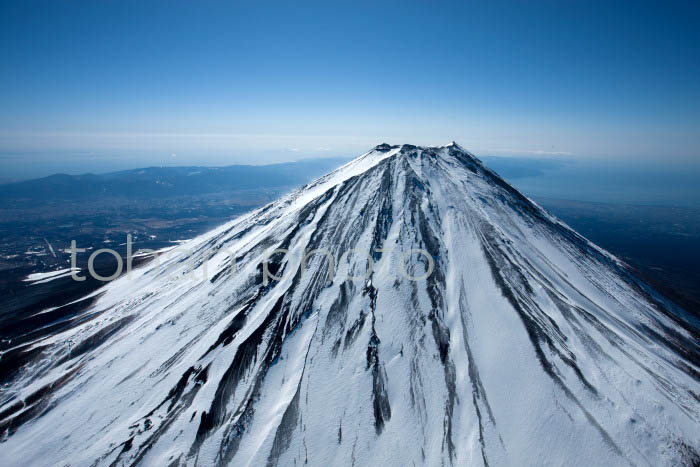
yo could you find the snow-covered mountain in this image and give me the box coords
[1,143,698,466]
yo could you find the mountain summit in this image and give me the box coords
[1,144,698,466]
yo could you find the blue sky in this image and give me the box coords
[1,0,699,178]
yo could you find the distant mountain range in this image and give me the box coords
[0,157,351,203]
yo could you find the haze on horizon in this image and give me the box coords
[1,0,699,179]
